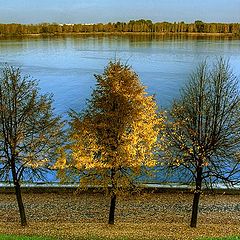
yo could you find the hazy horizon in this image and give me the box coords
[0,0,240,24]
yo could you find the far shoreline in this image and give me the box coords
[0,31,240,39]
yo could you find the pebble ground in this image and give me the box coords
[0,191,239,239]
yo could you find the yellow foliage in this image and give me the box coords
[56,61,165,192]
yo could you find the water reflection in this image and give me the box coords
[0,34,240,118]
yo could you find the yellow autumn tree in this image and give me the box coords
[56,60,164,224]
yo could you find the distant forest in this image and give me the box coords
[0,20,240,36]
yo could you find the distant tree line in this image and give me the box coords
[0,20,240,36]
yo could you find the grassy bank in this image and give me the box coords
[201,237,240,240]
[0,234,239,240]
[0,235,55,240]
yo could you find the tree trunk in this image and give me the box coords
[10,156,27,226]
[108,193,116,224]
[14,180,27,226]
[190,167,203,228]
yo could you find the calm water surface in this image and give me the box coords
[1,35,240,119]
[1,35,240,182]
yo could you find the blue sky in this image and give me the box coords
[0,0,240,24]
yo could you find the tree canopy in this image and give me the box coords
[161,58,240,227]
[55,60,164,224]
[0,20,239,36]
[0,65,64,225]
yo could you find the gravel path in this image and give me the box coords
[0,191,239,239]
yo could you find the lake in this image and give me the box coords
[0,34,240,119]
[0,34,240,182]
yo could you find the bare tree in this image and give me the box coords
[0,65,64,226]
[162,58,240,227]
